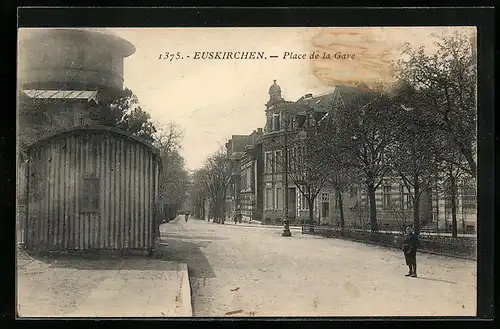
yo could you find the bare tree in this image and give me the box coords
[153,121,184,159]
[321,120,363,231]
[387,95,440,235]
[199,148,232,224]
[335,92,398,232]
[270,120,330,229]
[153,122,189,220]
[432,130,468,238]
[189,169,209,220]
[398,32,477,177]
[291,127,330,227]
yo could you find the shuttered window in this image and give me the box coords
[82,177,100,213]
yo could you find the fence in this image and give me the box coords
[301,225,477,260]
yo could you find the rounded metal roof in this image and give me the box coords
[28,125,159,155]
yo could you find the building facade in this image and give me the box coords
[225,130,263,221]
[230,80,477,232]
[239,137,264,222]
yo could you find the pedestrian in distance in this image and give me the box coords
[185,212,189,223]
[402,225,419,277]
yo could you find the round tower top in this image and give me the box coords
[269,80,282,96]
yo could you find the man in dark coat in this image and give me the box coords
[402,225,419,277]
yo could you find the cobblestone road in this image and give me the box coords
[160,217,476,317]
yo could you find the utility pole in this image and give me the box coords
[282,112,292,237]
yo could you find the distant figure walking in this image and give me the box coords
[402,225,419,277]
[185,213,189,223]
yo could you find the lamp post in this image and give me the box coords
[282,112,292,237]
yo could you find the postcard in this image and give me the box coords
[17,24,478,318]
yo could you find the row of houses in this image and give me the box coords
[223,80,477,233]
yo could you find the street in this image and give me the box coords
[160,217,477,317]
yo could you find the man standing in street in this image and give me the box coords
[402,225,419,277]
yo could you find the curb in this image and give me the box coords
[222,222,302,230]
[176,263,193,317]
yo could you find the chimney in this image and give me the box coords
[257,128,263,134]
[305,93,313,98]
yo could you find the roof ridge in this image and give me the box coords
[27,125,160,155]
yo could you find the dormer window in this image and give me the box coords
[296,115,306,129]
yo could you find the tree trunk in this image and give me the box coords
[435,179,439,232]
[308,197,315,233]
[367,183,378,232]
[213,200,219,223]
[337,190,345,230]
[450,174,458,238]
[413,176,421,235]
[219,195,225,224]
[458,143,477,178]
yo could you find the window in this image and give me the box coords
[444,196,453,215]
[246,167,251,190]
[266,115,272,133]
[276,187,283,210]
[82,177,100,213]
[301,193,309,210]
[265,152,273,174]
[461,180,476,210]
[275,150,283,173]
[349,185,358,198]
[265,188,274,210]
[241,170,247,190]
[400,184,411,210]
[273,113,281,131]
[288,147,295,171]
[382,184,392,210]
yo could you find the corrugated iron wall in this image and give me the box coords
[26,130,159,251]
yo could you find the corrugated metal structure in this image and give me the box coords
[24,126,161,252]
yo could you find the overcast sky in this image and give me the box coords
[111,27,475,170]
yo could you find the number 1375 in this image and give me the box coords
[158,52,181,61]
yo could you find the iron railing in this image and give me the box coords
[301,225,476,260]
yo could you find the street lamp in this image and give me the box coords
[282,112,292,237]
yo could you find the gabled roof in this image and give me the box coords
[295,91,336,112]
[333,85,377,110]
[291,85,377,115]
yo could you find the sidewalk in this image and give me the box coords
[17,250,192,317]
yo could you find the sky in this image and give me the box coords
[111,27,475,170]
